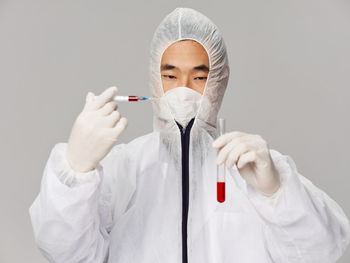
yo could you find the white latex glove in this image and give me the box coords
[66,86,128,173]
[212,131,280,196]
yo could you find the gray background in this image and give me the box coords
[1,0,349,262]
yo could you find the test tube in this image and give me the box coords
[217,118,226,203]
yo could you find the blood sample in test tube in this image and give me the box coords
[217,118,226,203]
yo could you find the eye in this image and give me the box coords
[195,76,207,80]
[162,75,177,79]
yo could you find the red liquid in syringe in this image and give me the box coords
[217,182,225,203]
[128,96,139,101]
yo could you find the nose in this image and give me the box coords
[178,75,190,89]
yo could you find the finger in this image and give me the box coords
[226,143,251,168]
[216,135,254,165]
[236,151,257,169]
[86,92,94,102]
[216,139,237,165]
[110,117,128,140]
[98,100,119,116]
[104,110,121,128]
[212,131,246,149]
[92,86,118,110]
[83,92,95,110]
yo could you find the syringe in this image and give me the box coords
[112,96,153,102]
[217,118,226,203]
[92,86,156,102]
[93,94,154,102]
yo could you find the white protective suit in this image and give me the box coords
[29,7,350,263]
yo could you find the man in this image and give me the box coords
[29,7,349,263]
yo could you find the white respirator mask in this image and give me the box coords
[164,86,202,128]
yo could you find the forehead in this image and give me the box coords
[161,40,209,66]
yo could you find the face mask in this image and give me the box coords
[164,86,202,128]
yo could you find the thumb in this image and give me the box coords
[86,92,95,102]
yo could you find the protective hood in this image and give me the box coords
[149,7,230,134]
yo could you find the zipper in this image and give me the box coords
[176,118,195,263]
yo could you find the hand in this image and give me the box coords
[212,131,280,196]
[66,86,128,173]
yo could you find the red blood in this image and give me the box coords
[217,182,225,203]
[129,96,139,101]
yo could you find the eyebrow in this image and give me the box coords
[161,63,209,72]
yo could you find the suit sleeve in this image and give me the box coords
[29,142,136,263]
[244,149,350,263]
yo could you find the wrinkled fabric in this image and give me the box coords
[29,7,350,263]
